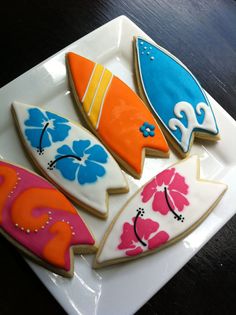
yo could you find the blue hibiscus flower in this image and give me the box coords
[48,140,108,185]
[24,108,71,153]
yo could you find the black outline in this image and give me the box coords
[164,187,184,222]
[134,209,147,246]
[37,122,49,155]
[47,155,82,170]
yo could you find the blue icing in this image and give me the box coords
[139,122,155,137]
[24,108,71,152]
[54,140,108,185]
[136,38,218,150]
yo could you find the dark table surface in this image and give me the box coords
[1,1,236,314]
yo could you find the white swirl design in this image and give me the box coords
[169,102,218,152]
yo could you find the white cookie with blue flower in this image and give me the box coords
[12,102,129,219]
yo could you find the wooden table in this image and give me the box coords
[0,1,236,314]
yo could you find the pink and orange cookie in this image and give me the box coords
[66,52,169,179]
[0,160,96,277]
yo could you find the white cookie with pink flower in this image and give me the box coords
[94,155,227,268]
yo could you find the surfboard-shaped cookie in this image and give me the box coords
[0,160,96,277]
[94,156,227,268]
[134,36,219,157]
[66,52,169,179]
[12,102,128,219]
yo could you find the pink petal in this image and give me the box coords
[141,178,157,202]
[125,246,143,256]
[117,222,137,250]
[169,190,189,211]
[156,168,175,186]
[148,231,169,250]
[133,217,159,240]
[169,172,188,195]
[152,191,173,215]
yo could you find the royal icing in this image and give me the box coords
[12,102,128,218]
[94,156,227,267]
[0,161,95,273]
[135,37,219,155]
[67,52,169,177]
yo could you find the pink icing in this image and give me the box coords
[141,168,189,214]
[118,216,169,256]
[0,161,95,271]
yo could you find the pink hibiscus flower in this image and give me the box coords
[141,168,189,219]
[118,213,169,256]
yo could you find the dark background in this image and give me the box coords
[0,1,236,314]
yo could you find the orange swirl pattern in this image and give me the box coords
[11,187,76,230]
[0,165,18,224]
[43,221,73,268]
[0,161,95,272]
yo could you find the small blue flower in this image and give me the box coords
[24,108,71,153]
[51,140,108,185]
[139,122,155,137]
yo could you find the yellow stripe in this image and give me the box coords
[83,64,104,113]
[89,69,112,128]
[96,75,113,129]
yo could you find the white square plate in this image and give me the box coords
[0,15,236,315]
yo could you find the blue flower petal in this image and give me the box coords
[149,131,155,137]
[140,126,145,132]
[25,128,50,148]
[25,108,47,127]
[143,130,149,137]
[55,154,78,181]
[149,124,155,131]
[78,160,105,185]
[48,124,71,142]
[143,122,149,127]
[46,111,69,124]
[85,144,108,164]
[57,144,75,156]
[73,140,90,157]
[54,141,107,185]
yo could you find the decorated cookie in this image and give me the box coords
[133,36,219,157]
[12,102,128,219]
[0,160,96,277]
[94,156,227,268]
[66,52,169,179]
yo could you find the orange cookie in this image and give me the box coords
[67,52,169,178]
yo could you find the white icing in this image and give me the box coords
[169,102,218,152]
[96,156,226,264]
[12,102,128,216]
